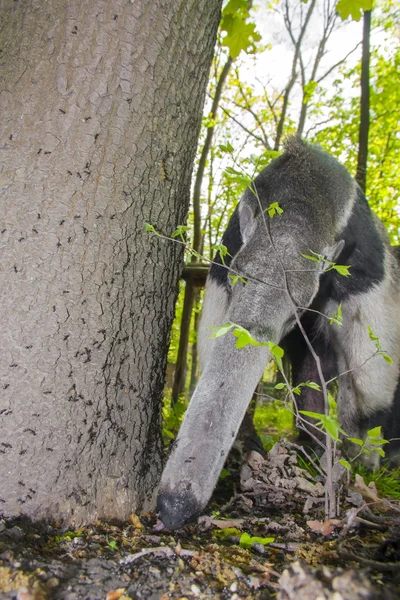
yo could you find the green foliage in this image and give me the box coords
[253,400,294,448]
[214,527,242,538]
[329,303,343,327]
[229,273,248,287]
[224,165,252,189]
[239,532,274,549]
[300,409,346,442]
[265,201,283,218]
[171,225,191,242]
[162,394,187,443]
[210,322,284,369]
[212,243,230,265]
[368,326,393,364]
[313,37,400,243]
[297,453,320,478]
[338,458,352,471]
[220,0,262,59]
[348,425,389,460]
[54,530,83,543]
[220,468,231,479]
[301,250,351,277]
[298,404,389,463]
[336,0,373,22]
[302,79,318,104]
[275,380,321,397]
[144,223,157,234]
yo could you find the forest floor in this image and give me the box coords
[1,440,400,600]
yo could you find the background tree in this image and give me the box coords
[0,0,222,525]
[314,4,399,241]
[355,9,372,191]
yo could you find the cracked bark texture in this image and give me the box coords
[0,0,222,524]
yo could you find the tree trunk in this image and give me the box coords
[356,9,371,192]
[171,280,195,403]
[189,289,202,393]
[0,0,221,525]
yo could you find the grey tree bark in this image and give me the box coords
[355,9,371,193]
[0,0,221,525]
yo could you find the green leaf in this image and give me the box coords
[274,383,286,390]
[218,142,234,154]
[368,438,389,446]
[303,381,321,391]
[214,527,242,538]
[219,468,231,479]
[303,80,318,104]
[225,166,243,176]
[368,326,379,342]
[239,532,275,549]
[145,223,156,233]
[233,327,261,349]
[220,1,262,59]
[212,243,230,257]
[229,274,247,287]
[338,458,352,471]
[367,426,382,438]
[332,264,351,277]
[268,342,284,359]
[328,393,337,415]
[299,411,344,440]
[209,323,235,339]
[162,428,175,440]
[322,416,341,441]
[109,541,118,550]
[265,201,283,218]
[301,253,320,262]
[336,0,373,22]
[383,353,393,364]
[263,150,283,160]
[330,303,343,327]
[268,342,284,371]
[300,410,324,422]
[222,0,248,16]
[171,225,191,238]
[229,274,239,288]
[348,437,364,447]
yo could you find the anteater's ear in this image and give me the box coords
[239,199,257,244]
[325,239,345,264]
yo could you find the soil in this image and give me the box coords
[1,441,400,600]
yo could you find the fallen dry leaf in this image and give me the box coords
[211,518,244,530]
[129,513,143,530]
[106,589,126,600]
[307,519,343,536]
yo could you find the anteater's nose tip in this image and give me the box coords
[157,487,202,530]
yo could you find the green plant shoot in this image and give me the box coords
[239,532,274,549]
[265,202,283,218]
[210,322,284,370]
[171,224,191,243]
[301,250,351,276]
[368,326,393,364]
